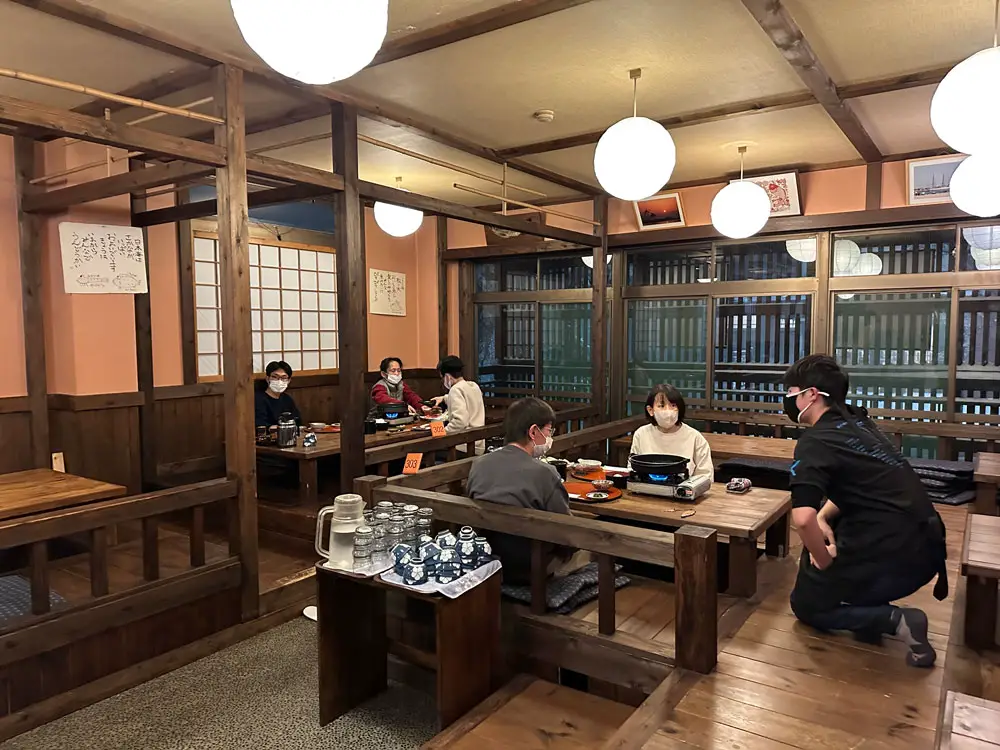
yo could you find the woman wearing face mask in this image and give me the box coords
[370,356,427,417]
[627,384,714,482]
[255,360,302,429]
[430,355,486,454]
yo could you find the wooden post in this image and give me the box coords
[13,137,49,468]
[354,474,388,508]
[608,250,626,421]
[29,540,50,616]
[176,189,198,385]
[459,261,475,374]
[597,552,616,636]
[130,159,157,489]
[591,195,608,421]
[214,64,259,621]
[331,101,367,494]
[437,215,449,361]
[530,539,548,615]
[674,525,717,674]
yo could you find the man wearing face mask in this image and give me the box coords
[466,397,580,584]
[370,357,427,416]
[430,356,486,454]
[255,360,302,429]
[783,354,947,668]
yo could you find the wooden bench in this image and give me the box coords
[938,691,1000,749]
[961,514,1000,650]
[974,453,1000,516]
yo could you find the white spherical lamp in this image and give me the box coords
[581,255,594,269]
[930,47,1000,155]
[849,253,884,277]
[833,239,861,275]
[785,238,817,263]
[594,116,676,201]
[972,246,1000,270]
[963,225,1000,249]
[230,0,388,85]
[711,181,771,239]
[374,177,424,238]
[950,154,1000,217]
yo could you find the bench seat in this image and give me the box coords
[938,691,1000,749]
[961,514,1000,650]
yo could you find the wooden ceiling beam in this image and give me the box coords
[245,154,344,191]
[443,240,586,261]
[370,0,599,67]
[0,91,226,165]
[72,64,209,118]
[739,0,882,162]
[132,182,332,227]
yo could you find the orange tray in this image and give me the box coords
[569,467,606,482]
[563,481,622,503]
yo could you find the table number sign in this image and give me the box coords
[403,453,424,474]
[430,421,447,438]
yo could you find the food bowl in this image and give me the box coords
[309,422,327,430]
[591,479,613,492]
[577,459,603,471]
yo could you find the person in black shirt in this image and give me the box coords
[782,354,947,668]
[255,360,302,428]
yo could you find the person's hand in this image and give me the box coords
[809,544,836,570]
[430,395,446,407]
[817,516,836,547]
[422,404,433,412]
[407,404,418,416]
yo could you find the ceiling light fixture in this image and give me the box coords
[964,225,1000,269]
[374,177,424,238]
[230,0,388,85]
[785,238,817,263]
[930,0,1000,155]
[711,146,771,239]
[949,154,1000,217]
[593,69,676,201]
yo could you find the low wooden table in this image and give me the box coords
[0,469,127,521]
[974,452,1000,516]
[568,483,791,597]
[961,513,1000,650]
[612,432,796,468]
[256,426,429,505]
[316,564,501,730]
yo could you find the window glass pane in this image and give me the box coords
[716,238,816,281]
[832,228,954,277]
[833,290,950,415]
[280,247,299,269]
[475,258,537,293]
[539,256,601,290]
[194,237,216,262]
[259,245,279,267]
[627,245,711,286]
[318,251,335,272]
[627,299,707,408]
[198,354,220,377]
[714,295,811,408]
[957,289,1000,424]
[540,303,591,399]
[299,250,317,271]
[476,303,535,398]
[959,225,1000,272]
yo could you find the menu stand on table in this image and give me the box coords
[316,563,501,730]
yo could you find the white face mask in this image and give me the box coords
[443,376,454,391]
[653,408,678,429]
[531,427,553,459]
[386,373,402,386]
[269,379,288,394]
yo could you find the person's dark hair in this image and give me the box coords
[379,357,403,374]
[265,361,293,378]
[782,354,849,404]
[645,384,686,426]
[438,355,464,378]
[504,397,556,444]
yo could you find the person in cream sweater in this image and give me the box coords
[628,384,714,482]
[431,356,486,454]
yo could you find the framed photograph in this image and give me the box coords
[633,192,686,231]
[732,172,801,217]
[906,154,965,206]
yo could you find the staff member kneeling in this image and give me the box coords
[783,354,947,668]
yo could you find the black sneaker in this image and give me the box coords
[892,607,936,668]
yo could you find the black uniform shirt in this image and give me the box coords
[254,389,301,428]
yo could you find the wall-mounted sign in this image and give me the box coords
[58,222,148,294]
[369,268,406,316]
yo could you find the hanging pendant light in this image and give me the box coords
[930,0,1000,154]
[230,0,388,85]
[374,177,424,238]
[950,154,1000,217]
[964,225,1000,269]
[833,239,862,276]
[785,238,817,263]
[594,69,676,201]
[711,146,771,239]
[581,255,594,268]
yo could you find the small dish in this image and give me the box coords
[591,479,613,492]
[577,459,602,470]
[586,491,609,501]
[309,422,327,430]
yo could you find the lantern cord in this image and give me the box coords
[994,0,998,47]
[633,76,637,118]
[738,145,747,181]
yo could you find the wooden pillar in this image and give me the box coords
[437,216,449,362]
[176,190,198,385]
[130,159,156,489]
[608,250,626,421]
[14,137,50,468]
[458,261,475,377]
[674,525,717,674]
[591,195,609,421]
[214,64,258,620]
[865,162,882,211]
[331,101,367,494]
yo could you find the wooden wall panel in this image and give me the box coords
[0,411,35,475]
[48,400,142,494]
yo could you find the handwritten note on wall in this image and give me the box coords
[369,268,406,317]
[58,222,148,294]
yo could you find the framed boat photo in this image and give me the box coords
[906,154,965,206]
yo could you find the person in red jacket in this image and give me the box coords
[370,357,428,416]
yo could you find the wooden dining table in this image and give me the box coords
[0,469,127,522]
[256,424,434,505]
[568,482,792,597]
[612,432,797,467]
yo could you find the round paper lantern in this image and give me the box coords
[230,0,388,85]
[848,253,884,277]
[710,181,771,239]
[785,238,817,263]
[963,225,1000,249]
[950,154,1000,218]
[833,239,861,275]
[930,47,1000,155]
[581,255,594,269]
[594,117,676,201]
[837,294,856,300]
[374,200,424,238]
[972,246,1000,270]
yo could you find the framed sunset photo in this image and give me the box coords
[633,191,686,231]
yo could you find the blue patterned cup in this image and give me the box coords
[437,547,458,566]
[402,553,428,586]
[435,530,457,549]
[474,536,493,565]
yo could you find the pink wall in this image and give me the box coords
[882,161,908,209]
[800,166,867,215]
[413,218,440,366]
[0,138,26,398]
[146,193,184,387]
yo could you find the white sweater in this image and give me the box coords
[444,379,486,454]
[628,423,715,483]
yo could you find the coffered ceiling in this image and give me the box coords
[3,0,993,205]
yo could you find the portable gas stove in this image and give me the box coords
[627,453,711,501]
